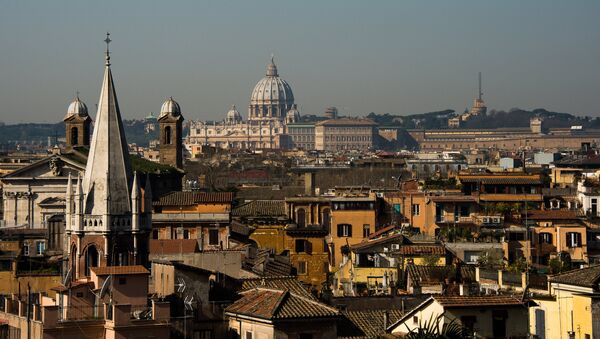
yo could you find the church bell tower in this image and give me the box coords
[158,97,184,169]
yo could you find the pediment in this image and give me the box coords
[2,155,85,180]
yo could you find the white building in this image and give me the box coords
[187,57,300,150]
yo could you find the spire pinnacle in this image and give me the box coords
[104,32,112,66]
[266,54,278,76]
[478,72,483,100]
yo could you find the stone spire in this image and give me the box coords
[82,34,132,217]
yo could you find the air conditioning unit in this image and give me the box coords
[482,217,490,224]
[401,223,411,228]
[391,244,400,251]
[383,247,389,252]
[493,217,500,223]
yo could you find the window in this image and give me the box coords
[539,233,553,244]
[36,241,45,255]
[209,229,219,245]
[22,244,29,256]
[295,239,311,253]
[337,224,352,237]
[183,230,189,239]
[119,277,127,285]
[323,261,329,273]
[164,126,172,145]
[567,232,582,248]
[412,204,420,216]
[413,316,419,324]
[297,261,307,275]
[460,316,476,332]
[363,224,371,238]
[297,208,306,228]
[245,331,253,339]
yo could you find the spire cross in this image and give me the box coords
[104,32,112,66]
[76,90,80,99]
[270,53,275,64]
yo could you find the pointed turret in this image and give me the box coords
[75,174,83,232]
[82,33,132,219]
[131,171,140,231]
[65,174,73,232]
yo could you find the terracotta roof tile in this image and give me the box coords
[398,245,445,256]
[232,200,286,218]
[407,265,475,285]
[154,192,233,206]
[90,265,150,276]
[525,210,579,220]
[225,288,338,320]
[458,174,542,185]
[434,295,524,307]
[338,309,404,339]
[549,265,600,288]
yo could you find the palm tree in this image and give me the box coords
[403,314,471,339]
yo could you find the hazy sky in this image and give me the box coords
[1,1,600,123]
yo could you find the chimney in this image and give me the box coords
[304,172,315,196]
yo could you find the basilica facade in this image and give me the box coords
[187,58,301,150]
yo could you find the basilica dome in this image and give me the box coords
[65,96,88,119]
[160,97,181,118]
[226,105,243,123]
[249,57,295,121]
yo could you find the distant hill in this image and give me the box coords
[367,108,600,130]
[0,120,167,147]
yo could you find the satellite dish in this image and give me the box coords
[99,275,112,299]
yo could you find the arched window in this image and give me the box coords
[71,127,79,145]
[297,208,306,228]
[85,245,98,276]
[164,126,172,145]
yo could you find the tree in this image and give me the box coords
[549,252,572,274]
[423,254,441,266]
[507,257,527,273]
[403,314,471,339]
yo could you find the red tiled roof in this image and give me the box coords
[91,265,150,276]
[225,288,338,320]
[149,239,199,255]
[398,245,445,256]
[154,192,233,206]
[434,295,524,307]
[549,265,600,288]
[525,210,579,220]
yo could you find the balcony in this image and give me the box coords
[435,215,475,224]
